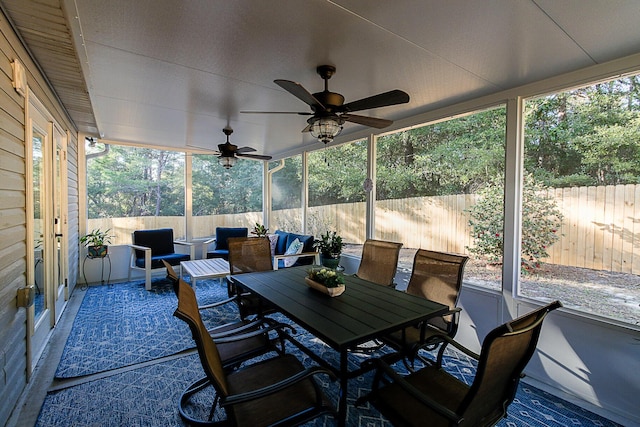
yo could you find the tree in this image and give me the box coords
[466,174,563,271]
[376,107,506,199]
[192,154,263,215]
[87,145,184,218]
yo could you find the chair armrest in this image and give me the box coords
[223,365,336,405]
[174,240,196,259]
[208,317,276,338]
[272,251,320,270]
[371,358,464,423]
[128,244,151,272]
[129,243,151,252]
[213,322,296,342]
[198,295,237,310]
[418,334,480,361]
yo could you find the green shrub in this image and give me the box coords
[466,174,563,272]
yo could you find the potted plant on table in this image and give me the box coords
[314,230,344,269]
[80,228,113,258]
[251,223,269,238]
[306,267,345,297]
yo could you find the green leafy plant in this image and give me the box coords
[80,228,113,248]
[313,231,344,256]
[251,222,269,238]
[466,174,563,272]
[307,267,345,288]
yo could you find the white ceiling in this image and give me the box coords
[14,0,640,158]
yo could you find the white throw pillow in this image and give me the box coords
[283,238,304,267]
[267,234,278,257]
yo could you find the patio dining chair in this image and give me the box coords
[174,277,337,426]
[355,239,403,287]
[382,249,469,368]
[226,237,275,319]
[164,260,289,342]
[360,300,562,427]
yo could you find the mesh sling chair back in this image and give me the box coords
[226,237,275,319]
[383,249,469,367]
[355,239,403,287]
[174,278,337,426]
[363,300,562,427]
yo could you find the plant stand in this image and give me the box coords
[82,254,111,290]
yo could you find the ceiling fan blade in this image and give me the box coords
[342,114,393,129]
[274,79,326,112]
[236,146,257,153]
[339,89,409,113]
[301,123,312,133]
[240,110,313,115]
[237,153,273,160]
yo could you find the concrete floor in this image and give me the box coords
[6,286,88,427]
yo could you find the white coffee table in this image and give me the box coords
[180,258,230,288]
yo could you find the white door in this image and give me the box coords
[53,125,69,321]
[27,95,68,373]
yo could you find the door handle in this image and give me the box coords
[55,233,63,238]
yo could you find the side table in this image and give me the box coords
[82,254,111,290]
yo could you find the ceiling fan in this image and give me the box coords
[216,126,272,169]
[242,65,410,144]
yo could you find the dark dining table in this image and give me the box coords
[228,265,449,426]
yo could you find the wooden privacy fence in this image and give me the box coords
[89,184,640,275]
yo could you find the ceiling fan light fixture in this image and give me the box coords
[218,155,236,169]
[309,116,343,144]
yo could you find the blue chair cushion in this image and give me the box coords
[132,228,176,259]
[274,230,289,255]
[135,252,189,269]
[214,227,248,250]
[206,227,248,260]
[207,249,229,259]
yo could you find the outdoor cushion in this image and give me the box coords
[135,252,189,269]
[283,238,304,268]
[274,230,290,255]
[207,227,248,259]
[273,230,316,268]
[133,228,176,258]
[285,232,314,254]
[268,234,279,257]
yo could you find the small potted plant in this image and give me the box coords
[306,267,345,297]
[313,230,344,269]
[251,223,269,238]
[80,228,113,258]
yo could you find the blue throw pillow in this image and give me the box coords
[274,230,289,255]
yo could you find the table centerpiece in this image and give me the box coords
[305,267,345,297]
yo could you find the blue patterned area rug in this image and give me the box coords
[55,278,237,378]
[40,278,623,426]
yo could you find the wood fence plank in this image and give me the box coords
[633,186,640,275]
[602,185,615,270]
[583,186,596,270]
[592,186,605,270]
[622,184,635,274]
[612,185,625,272]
